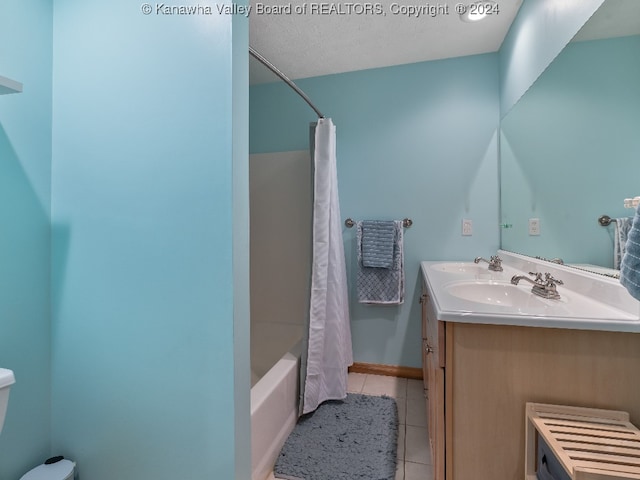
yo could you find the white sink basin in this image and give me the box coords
[421,255,640,332]
[441,278,637,321]
[445,281,546,308]
[430,262,494,275]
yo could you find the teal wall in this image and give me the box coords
[250,54,500,368]
[50,1,248,479]
[0,0,614,477]
[501,35,640,267]
[0,0,53,478]
[499,0,604,116]
[232,8,252,480]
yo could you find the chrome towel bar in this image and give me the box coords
[345,218,413,228]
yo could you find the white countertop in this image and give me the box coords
[421,251,640,332]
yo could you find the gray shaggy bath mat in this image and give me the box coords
[274,393,398,480]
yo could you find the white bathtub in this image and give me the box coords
[251,323,303,480]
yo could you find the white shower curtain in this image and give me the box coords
[302,118,353,414]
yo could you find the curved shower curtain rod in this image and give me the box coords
[249,46,325,119]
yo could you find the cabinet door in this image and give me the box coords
[422,292,445,480]
[423,339,430,438]
[420,291,429,392]
[426,341,436,456]
[425,341,445,480]
[421,288,432,450]
[432,365,445,480]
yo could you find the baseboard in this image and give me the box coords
[348,362,423,380]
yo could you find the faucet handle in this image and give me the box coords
[528,271,544,283]
[544,273,564,286]
[488,255,503,271]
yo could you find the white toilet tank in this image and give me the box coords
[0,368,15,434]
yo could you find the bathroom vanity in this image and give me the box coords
[420,252,640,480]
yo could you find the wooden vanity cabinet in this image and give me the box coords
[420,282,445,480]
[421,262,640,480]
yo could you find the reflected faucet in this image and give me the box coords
[535,256,564,265]
[474,255,503,272]
[511,272,564,300]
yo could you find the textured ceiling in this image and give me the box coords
[249,0,524,84]
[572,0,640,42]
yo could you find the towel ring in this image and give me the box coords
[344,218,413,228]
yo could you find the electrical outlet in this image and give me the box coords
[529,218,540,236]
[462,219,473,236]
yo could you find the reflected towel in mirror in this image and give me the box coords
[614,217,634,269]
[620,208,640,301]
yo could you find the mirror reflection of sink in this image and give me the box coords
[0,368,15,435]
[445,281,546,308]
[430,262,495,275]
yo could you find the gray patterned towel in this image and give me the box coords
[356,220,404,304]
[621,208,640,301]
[361,220,396,268]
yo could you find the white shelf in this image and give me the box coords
[0,75,23,95]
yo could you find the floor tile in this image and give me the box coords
[396,395,406,425]
[397,423,405,460]
[361,374,407,398]
[407,379,424,399]
[395,461,405,480]
[406,394,427,427]
[404,461,434,480]
[347,372,366,393]
[405,425,432,465]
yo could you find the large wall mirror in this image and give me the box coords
[500,0,640,275]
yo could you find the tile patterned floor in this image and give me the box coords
[268,372,434,480]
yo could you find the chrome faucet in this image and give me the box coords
[511,272,564,300]
[535,256,565,265]
[474,255,503,272]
